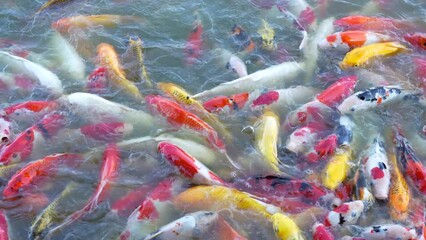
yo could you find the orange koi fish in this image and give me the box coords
[319,31,392,50]
[203,92,249,113]
[184,20,203,65]
[52,15,143,33]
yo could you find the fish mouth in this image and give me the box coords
[339,62,349,70]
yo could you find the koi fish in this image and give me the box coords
[353,168,375,209]
[126,35,153,88]
[0,210,8,240]
[203,92,249,113]
[339,42,408,69]
[404,33,426,50]
[324,200,364,227]
[254,110,281,172]
[110,185,152,217]
[174,185,281,219]
[412,57,426,94]
[362,135,391,200]
[319,31,391,50]
[395,132,426,195]
[184,19,203,65]
[52,14,143,33]
[193,61,305,100]
[46,144,120,237]
[0,51,63,96]
[79,121,134,142]
[271,213,304,240]
[120,178,183,240]
[231,25,255,53]
[0,72,35,94]
[338,86,415,114]
[0,117,11,147]
[277,0,317,31]
[356,224,417,240]
[49,30,85,81]
[2,100,58,123]
[158,142,225,185]
[3,153,81,199]
[145,211,219,240]
[34,0,73,15]
[86,67,109,94]
[387,147,410,221]
[96,43,143,100]
[258,19,277,51]
[313,222,334,240]
[0,113,66,165]
[334,15,413,32]
[227,54,248,78]
[286,122,327,155]
[145,95,225,151]
[322,146,352,190]
[157,82,232,142]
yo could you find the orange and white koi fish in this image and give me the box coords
[2,153,82,199]
[96,43,143,100]
[146,95,225,151]
[184,19,203,65]
[120,178,184,240]
[46,144,120,237]
[285,122,328,156]
[334,15,412,31]
[158,142,225,185]
[324,200,364,227]
[353,167,375,209]
[354,224,417,240]
[319,31,392,50]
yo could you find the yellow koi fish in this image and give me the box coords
[174,185,281,219]
[157,82,232,142]
[258,19,277,51]
[127,36,153,88]
[340,42,408,69]
[35,0,72,15]
[96,43,143,100]
[271,213,305,240]
[321,146,352,190]
[254,110,280,172]
[52,15,143,33]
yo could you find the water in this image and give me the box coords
[0,0,426,239]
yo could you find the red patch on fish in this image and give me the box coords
[149,179,173,201]
[404,33,426,50]
[0,128,34,165]
[87,67,108,93]
[405,160,426,193]
[111,186,151,217]
[158,142,199,178]
[4,101,57,116]
[313,224,334,240]
[231,92,249,109]
[306,152,320,163]
[14,75,34,90]
[137,199,159,220]
[80,122,127,142]
[371,167,385,179]
[203,96,231,112]
[298,7,316,30]
[333,204,349,213]
[314,134,337,156]
[326,34,337,43]
[340,31,368,48]
[317,75,357,107]
[184,21,203,65]
[252,91,279,106]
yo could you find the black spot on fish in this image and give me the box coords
[372,226,382,233]
[299,182,312,191]
[339,214,346,225]
[226,62,231,69]
[378,162,387,170]
[36,123,50,139]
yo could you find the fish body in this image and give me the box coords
[284,100,335,129]
[145,211,218,240]
[404,33,426,50]
[231,25,255,53]
[86,67,108,94]
[359,224,417,240]
[3,153,81,199]
[227,55,248,78]
[52,15,140,33]
[271,213,304,240]
[79,122,133,142]
[258,19,277,51]
[0,210,8,240]
[35,0,73,14]
[388,150,410,221]
[353,168,375,209]
[203,92,249,114]
[254,110,281,172]
[174,185,281,219]
[96,43,143,100]
[127,35,153,88]
[324,200,364,227]
[313,222,334,240]
[120,178,183,240]
[322,147,352,190]
[319,31,391,50]
[0,51,63,96]
[157,142,225,185]
[184,20,203,65]
[2,101,58,124]
[316,75,358,108]
[338,86,410,114]
[340,42,408,69]
[145,95,225,151]
[362,135,390,200]
[286,122,326,155]
[110,185,152,217]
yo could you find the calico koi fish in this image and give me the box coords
[353,168,375,209]
[184,19,203,65]
[324,200,364,227]
[158,142,225,185]
[319,31,391,50]
[96,43,143,100]
[286,122,327,155]
[145,95,225,151]
[357,224,417,240]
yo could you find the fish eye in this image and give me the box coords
[351,212,357,217]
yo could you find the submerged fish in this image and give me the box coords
[258,19,277,51]
[52,15,143,33]
[184,19,203,65]
[126,35,153,88]
[35,0,73,15]
[319,31,392,50]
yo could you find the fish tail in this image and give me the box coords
[44,209,86,239]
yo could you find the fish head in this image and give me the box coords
[0,128,35,165]
[227,55,248,77]
[271,213,303,240]
[203,96,232,113]
[313,222,334,240]
[318,35,337,49]
[404,33,426,50]
[87,67,108,93]
[0,116,12,147]
[286,126,316,154]
[298,7,316,30]
[337,95,363,114]
[51,18,72,33]
[286,101,330,128]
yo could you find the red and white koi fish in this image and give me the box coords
[0,117,11,148]
[324,200,364,227]
[2,101,58,124]
[146,95,225,151]
[193,61,305,100]
[120,178,184,240]
[0,210,8,240]
[0,113,66,166]
[361,135,390,200]
[46,144,120,237]
[395,131,426,195]
[286,122,328,155]
[0,51,63,97]
[86,67,109,94]
[110,185,152,217]
[158,142,225,185]
[277,0,317,31]
[356,224,417,240]
[203,92,249,114]
[334,15,412,32]
[313,222,334,240]
[184,19,203,65]
[404,33,426,51]
[145,211,219,240]
[2,153,82,199]
[0,72,35,95]
[319,31,391,50]
[338,86,416,114]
